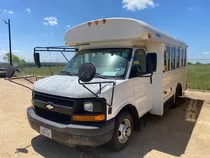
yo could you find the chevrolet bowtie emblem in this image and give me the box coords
[46,104,54,110]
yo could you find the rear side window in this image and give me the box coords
[180,48,183,67]
[176,48,180,68]
[164,45,170,71]
[183,49,187,66]
[171,46,176,70]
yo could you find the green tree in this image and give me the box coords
[187,62,193,65]
[195,62,201,65]
[3,53,26,64]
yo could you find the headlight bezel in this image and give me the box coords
[84,102,94,112]
[72,98,107,122]
[73,98,106,114]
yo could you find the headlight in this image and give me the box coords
[84,102,94,112]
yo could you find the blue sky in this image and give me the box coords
[0,0,210,62]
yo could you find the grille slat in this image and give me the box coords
[34,91,74,107]
[35,106,71,124]
[33,91,73,124]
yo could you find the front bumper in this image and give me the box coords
[27,107,115,146]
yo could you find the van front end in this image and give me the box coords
[27,90,115,146]
[28,46,155,150]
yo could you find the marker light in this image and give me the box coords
[88,22,91,26]
[148,33,152,39]
[72,114,105,122]
[102,19,106,24]
[95,20,99,25]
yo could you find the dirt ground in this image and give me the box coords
[0,78,210,158]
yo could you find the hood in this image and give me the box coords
[33,75,124,98]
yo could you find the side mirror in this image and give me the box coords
[78,63,96,82]
[34,53,41,68]
[146,53,157,73]
[13,64,21,73]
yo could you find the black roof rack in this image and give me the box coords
[34,46,78,63]
[34,46,78,53]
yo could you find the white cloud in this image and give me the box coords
[188,7,197,11]
[0,50,7,53]
[13,50,20,53]
[122,0,158,11]
[0,50,20,58]
[2,9,14,14]
[44,33,54,37]
[66,25,71,28]
[26,8,31,13]
[0,50,19,53]
[202,52,209,55]
[8,10,14,14]
[43,16,58,26]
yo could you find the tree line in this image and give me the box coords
[187,62,210,65]
[1,53,66,68]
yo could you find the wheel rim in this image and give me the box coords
[118,118,131,144]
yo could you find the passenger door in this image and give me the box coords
[129,49,152,117]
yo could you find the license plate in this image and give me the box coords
[40,126,52,138]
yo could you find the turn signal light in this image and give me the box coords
[102,19,106,24]
[72,114,105,122]
[95,20,99,25]
[148,33,152,39]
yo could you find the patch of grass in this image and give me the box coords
[22,67,63,76]
[187,65,210,90]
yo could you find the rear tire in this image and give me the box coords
[173,84,182,108]
[109,111,133,151]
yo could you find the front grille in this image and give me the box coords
[33,91,74,107]
[35,106,71,124]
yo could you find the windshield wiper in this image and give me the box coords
[95,73,107,79]
[60,71,74,76]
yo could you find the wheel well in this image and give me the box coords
[119,104,140,131]
[176,83,182,97]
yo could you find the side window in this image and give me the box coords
[122,52,128,58]
[88,53,94,63]
[176,47,180,68]
[130,49,147,78]
[134,49,147,73]
[164,45,170,71]
[84,54,89,63]
[171,46,176,70]
[180,48,183,67]
[184,49,187,66]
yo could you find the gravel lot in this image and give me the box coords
[0,78,210,158]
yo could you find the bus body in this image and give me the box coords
[27,18,187,150]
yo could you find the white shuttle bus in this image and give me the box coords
[27,18,187,150]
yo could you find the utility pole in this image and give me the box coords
[3,19,12,66]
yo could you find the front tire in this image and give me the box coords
[110,111,133,151]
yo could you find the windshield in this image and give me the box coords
[62,48,132,78]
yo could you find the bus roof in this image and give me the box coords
[64,18,187,48]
